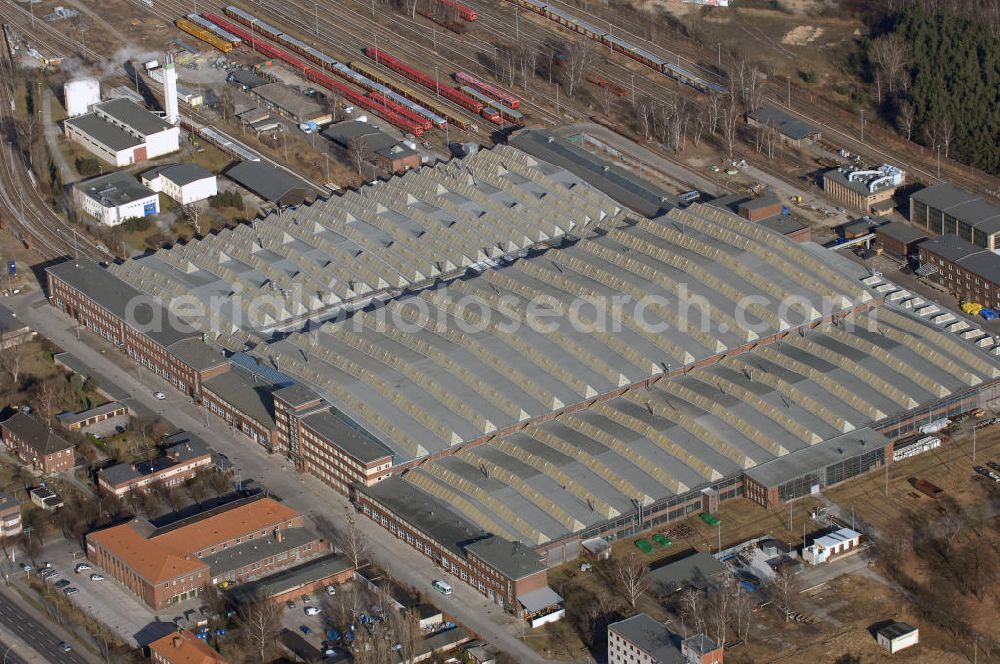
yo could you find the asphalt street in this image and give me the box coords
[0,587,90,664]
[13,292,570,663]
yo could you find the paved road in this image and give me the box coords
[0,586,92,664]
[41,89,74,186]
[12,292,571,664]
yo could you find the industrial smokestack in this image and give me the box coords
[163,53,179,125]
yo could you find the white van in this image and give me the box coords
[432,580,453,596]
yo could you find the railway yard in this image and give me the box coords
[2,0,1000,662]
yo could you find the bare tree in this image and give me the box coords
[335,512,369,570]
[348,136,369,176]
[679,588,706,635]
[584,591,620,647]
[769,564,798,622]
[37,377,66,428]
[206,468,232,497]
[182,204,204,236]
[897,100,916,141]
[218,88,235,121]
[237,591,283,662]
[720,92,740,160]
[729,582,753,643]
[391,606,422,662]
[869,34,912,97]
[615,553,650,608]
[562,39,593,97]
[0,342,24,384]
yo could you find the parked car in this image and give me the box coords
[64,587,78,595]
[305,606,321,616]
[301,594,312,603]
[90,574,104,581]
[286,600,296,609]
[153,391,166,400]
[20,564,31,572]
[300,625,312,635]
[74,563,91,573]
[58,642,71,652]
[326,585,337,596]
[54,579,70,589]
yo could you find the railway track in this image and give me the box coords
[0,5,107,262]
[471,0,1000,197]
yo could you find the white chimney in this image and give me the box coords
[163,53,179,125]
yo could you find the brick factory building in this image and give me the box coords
[918,234,1000,310]
[1,413,75,475]
[357,477,564,625]
[85,496,327,609]
[822,164,904,215]
[874,222,928,261]
[46,260,228,400]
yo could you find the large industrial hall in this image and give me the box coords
[51,142,1000,559]
[108,145,623,344]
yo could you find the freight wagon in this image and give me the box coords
[175,18,234,53]
[350,59,469,129]
[364,47,484,114]
[460,86,523,124]
[455,71,520,109]
[502,0,727,94]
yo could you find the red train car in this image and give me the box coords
[481,107,502,124]
[364,47,484,115]
[455,72,520,109]
[434,0,478,20]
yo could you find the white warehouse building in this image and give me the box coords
[64,98,180,167]
[141,164,217,205]
[73,171,160,226]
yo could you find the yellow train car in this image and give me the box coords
[348,60,470,129]
[175,18,234,53]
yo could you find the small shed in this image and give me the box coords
[877,621,919,653]
[738,192,782,221]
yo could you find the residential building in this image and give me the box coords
[1,413,75,474]
[46,259,229,400]
[802,527,861,565]
[0,491,21,537]
[0,304,34,348]
[356,477,563,625]
[822,165,905,215]
[73,172,160,226]
[746,106,820,148]
[910,183,1000,250]
[322,121,421,174]
[85,496,326,609]
[97,435,214,497]
[917,234,1000,310]
[141,164,218,205]
[876,622,919,654]
[148,629,229,664]
[57,402,129,433]
[874,222,928,260]
[64,98,180,167]
[608,613,723,664]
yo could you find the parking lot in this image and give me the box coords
[39,543,201,647]
[279,583,345,657]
